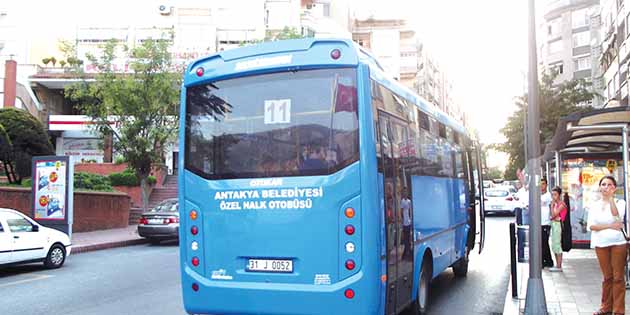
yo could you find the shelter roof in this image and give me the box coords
[543,107,630,161]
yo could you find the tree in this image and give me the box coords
[497,71,597,179]
[485,167,504,180]
[65,37,180,211]
[0,108,55,184]
[244,27,306,46]
[267,27,304,41]
[58,40,84,72]
[0,124,11,179]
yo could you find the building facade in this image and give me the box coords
[0,0,353,172]
[600,0,630,107]
[352,18,464,124]
[538,0,603,107]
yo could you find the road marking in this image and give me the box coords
[0,274,53,288]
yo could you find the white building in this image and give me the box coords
[1,0,353,172]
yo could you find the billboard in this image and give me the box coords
[562,158,625,245]
[32,156,71,221]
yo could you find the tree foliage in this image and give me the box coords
[266,27,305,41]
[0,108,54,184]
[498,71,597,179]
[244,27,306,46]
[485,167,504,180]
[65,37,180,210]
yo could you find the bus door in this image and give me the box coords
[471,145,486,253]
[378,112,413,314]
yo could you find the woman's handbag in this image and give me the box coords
[621,228,630,263]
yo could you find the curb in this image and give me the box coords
[72,238,150,254]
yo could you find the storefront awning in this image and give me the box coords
[543,107,630,161]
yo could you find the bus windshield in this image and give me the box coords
[185,68,359,180]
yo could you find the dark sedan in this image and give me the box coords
[138,198,179,243]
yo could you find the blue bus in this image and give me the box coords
[179,38,486,315]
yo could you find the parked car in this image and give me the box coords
[0,208,71,268]
[138,198,179,244]
[483,188,519,215]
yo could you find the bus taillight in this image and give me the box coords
[345,242,355,253]
[192,257,200,267]
[345,224,355,235]
[345,259,355,270]
[192,283,199,292]
[196,67,204,77]
[344,207,355,218]
[191,226,198,235]
[344,289,355,299]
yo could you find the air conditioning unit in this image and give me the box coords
[158,4,172,15]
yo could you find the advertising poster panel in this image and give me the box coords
[562,158,625,246]
[32,157,70,221]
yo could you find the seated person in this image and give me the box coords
[301,146,328,171]
[258,155,279,175]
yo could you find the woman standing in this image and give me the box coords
[588,176,627,315]
[549,186,568,272]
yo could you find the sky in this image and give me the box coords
[355,0,530,143]
[4,0,532,170]
[354,0,531,169]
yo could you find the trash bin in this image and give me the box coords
[516,207,529,263]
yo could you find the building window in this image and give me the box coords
[609,78,614,100]
[549,40,563,54]
[572,31,590,48]
[572,8,589,29]
[548,17,562,37]
[574,56,591,71]
[323,3,330,17]
[550,62,564,74]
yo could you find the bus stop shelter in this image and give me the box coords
[543,107,630,247]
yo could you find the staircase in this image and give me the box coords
[127,173,178,225]
[128,208,143,225]
[148,172,178,209]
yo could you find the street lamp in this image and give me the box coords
[524,0,548,314]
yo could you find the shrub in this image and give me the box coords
[74,172,113,191]
[0,108,54,183]
[114,156,126,165]
[109,169,140,186]
[21,178,32,188]
[108,169,158,186]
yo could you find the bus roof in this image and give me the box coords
[185,37,468,138]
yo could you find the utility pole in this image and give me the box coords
[524,0,548,313]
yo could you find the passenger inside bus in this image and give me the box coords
[300,145,328,170]
[258,155,280,175]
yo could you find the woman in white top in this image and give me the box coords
[587,175,627,315]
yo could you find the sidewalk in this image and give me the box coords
[504,249,630,314]
[70,225,149,254]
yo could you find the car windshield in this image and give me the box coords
[185,68,359,179]
[485,190,509,197]
[150,200,178,212]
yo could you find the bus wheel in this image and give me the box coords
[415,258,431,314]
[453,246,469,277]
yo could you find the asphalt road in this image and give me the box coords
[413,215,513,315]
[0,217,512,315]
[0,241,184,315]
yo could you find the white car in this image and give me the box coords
[484,188,520,215]
[0,208,72,268]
